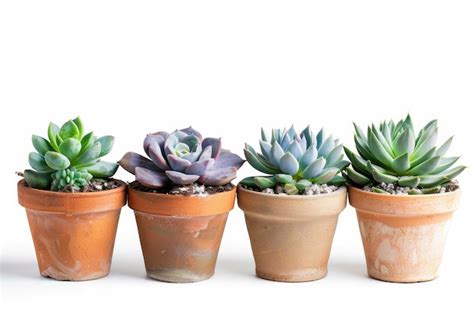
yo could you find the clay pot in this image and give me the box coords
[237,186,347,282]
[17,179,126,281]
[348,186,461,283]
[128,186,236,283]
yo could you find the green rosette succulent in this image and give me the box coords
[23,117,119,191]
[241,126,350,194]
[343,115,466,194]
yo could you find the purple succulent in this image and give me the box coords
[119,127,245,188]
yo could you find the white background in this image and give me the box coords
[1,1,474,314]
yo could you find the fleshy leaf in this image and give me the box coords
[346,168,372,186]
[24,169,52,190]
[144,134,166,156]
[44,152,71,170]
[398,176,420,188]
[48,122,60,152]
[148,142,170,170]
[279,152,299,176]
[406,156,441,176]
[167,154,192,172]
[59,138,82,160]
[96,136,114,157]
[185,158,214,176]
[86,161,119,178]
[270,142,285,167]
[73,142,101,167]
[274,174,295,184]
[391,153,410,173]
[212,151,245,169]
[29,152,53,172]
[136,167,169,188]
[199,167,237,185]
[165,170,200,185]
[202,138,222,158]
[394,128,415,156]
[244,147,279,174]
[32,135,53,155]
[180,126,203,141]
[311,167,339,184]
[302,157,326,178]
[119,152,159,175]
[299,145,317,170]
[254,176,277,189]
[59,120,80,140]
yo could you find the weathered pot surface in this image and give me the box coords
[348,186,461,283]
[128,186,236,283]
[237,186,347,282]
[17,179,127,281]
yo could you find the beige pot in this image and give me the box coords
[349,186,461,283]
[237,186,347,282]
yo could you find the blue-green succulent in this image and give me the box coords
[23,117,118,191]
[343,115,466,194]
[241,126,350,194]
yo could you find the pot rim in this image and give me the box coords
[348,185,461,199]
[127,185,237,216]
[237,185,347,199]
[17,179,127,198]
[17,179,127,213]
[348,185,461,216]
[237,185,347,219]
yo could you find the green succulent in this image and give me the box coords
[343,115,466,194]
[23,117,118,191]
[241,126,350,194]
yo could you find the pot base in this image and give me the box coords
[368,273,437,283]
[256,268,328,282]
[146,269,213,283]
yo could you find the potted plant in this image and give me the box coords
[237,126,349,282]
[17,117,126,281]
[119,127,245,283]
[343,115,466,282]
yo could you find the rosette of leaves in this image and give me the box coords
[241,126,350,195]
[24,117,118,191]
[343,115,466,194]
[119,127,245,188]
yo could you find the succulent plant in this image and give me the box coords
[119,127,245,188]
[343,115,466,194]
[23,117,119,191]
[241,126,350,194]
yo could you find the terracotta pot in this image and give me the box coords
[128,186,236,283]
[237,186,347,282]
[348,186,461,283]
[17,179,126,281]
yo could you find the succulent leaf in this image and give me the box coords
[86,161,119,178]
[344,116,466,193]
[279,152,299,175]
[24,169,52,189]
[45,152,71,170]
[136,167,169,188]
[96,136,114,157]
[29,152,53,172]
[32,135,53,155]
[59,138,82,160]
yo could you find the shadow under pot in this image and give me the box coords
[17,179,126,281]
[237,186,347,282]
[127,186,236,283]
[348,186,461,283]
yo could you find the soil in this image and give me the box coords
[129,181,234,196]
[362,180,460,195]
[240,183,341,195]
